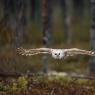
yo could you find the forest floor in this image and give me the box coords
[0,75,95,95]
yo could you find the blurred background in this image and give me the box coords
[0,0,94,75]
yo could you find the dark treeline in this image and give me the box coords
[0,0,88,46]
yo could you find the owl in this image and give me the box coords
[17,47,95,59]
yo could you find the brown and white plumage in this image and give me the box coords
[17,47,95,59]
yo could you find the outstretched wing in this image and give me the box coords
[63,48,95,57]
[17,47,51,56]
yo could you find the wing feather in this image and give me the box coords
[17,47,51,56]
[63,48,95,57]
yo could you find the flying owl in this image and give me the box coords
[17,47,95,59]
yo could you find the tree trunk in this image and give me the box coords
[90,0,95,74]
[30,0,35,20]
[48,0,53,43]
[30,0,40,22]
[41,0,53,73]
[3,0,26,47]
[60,0,72,45]
[14,0,26,47]
[3,0,16,34]
[3,0,26,73]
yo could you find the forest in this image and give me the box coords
[0,0,95,95]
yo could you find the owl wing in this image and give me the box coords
[17,47,52,56]
[63,48,95,57]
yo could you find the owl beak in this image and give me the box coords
[57,55,59,58]
[56,55,63,59]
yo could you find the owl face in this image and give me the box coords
[51,49,64,59]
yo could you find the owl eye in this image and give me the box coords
[55,53,57,55]
[58,53,60,55]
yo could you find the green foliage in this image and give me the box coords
[17,76,28,90]
[10,80,18,92]
[9,76,28,92]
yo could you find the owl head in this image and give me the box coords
[51,49,65,59]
